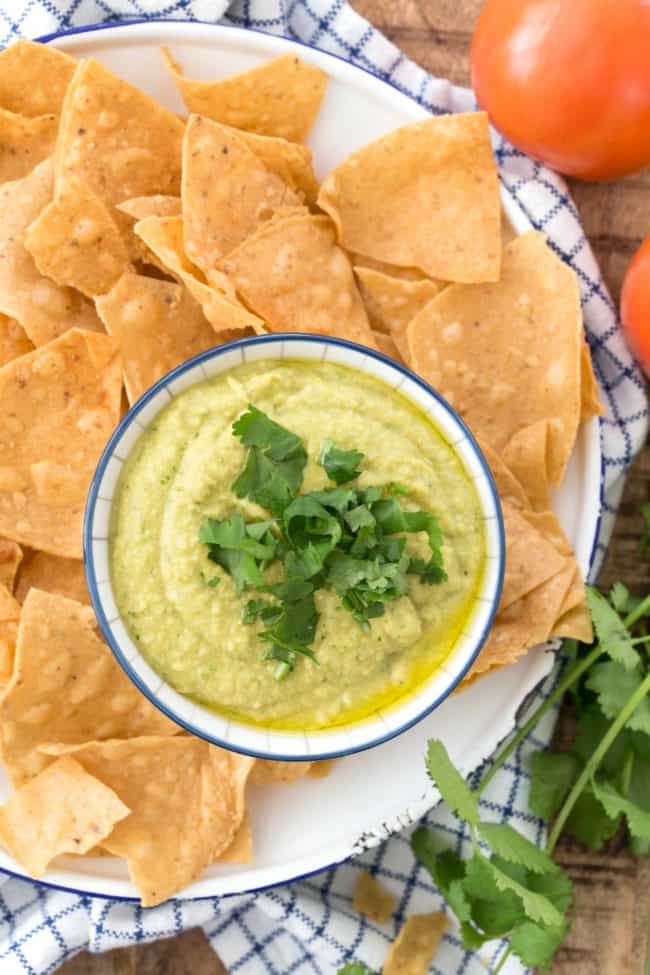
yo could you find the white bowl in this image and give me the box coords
[85,334,505,761]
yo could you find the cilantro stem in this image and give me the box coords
[476,643,603,797]
[491,945,511,975]
[623,594,650,628]
[546,669,650,853]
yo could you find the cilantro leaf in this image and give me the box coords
[477,822,559,875]
[473,856,563,927]
[459,923,489,949]
[319,438,365,484]
[586,662,650,735]
[591,777,650,842]
[530,751,580,819]
[232,406,307,515]
[337,964,376,975]
[609,581,634,615]
[510,920,569,972]
[372,499,446,584]
[411,829,465,890]
[586,586,640,670]
[565,786,621,850]
[199,514,278,594]
[425,740,479,826]
[527,869,573,915]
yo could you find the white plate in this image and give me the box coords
[0,21,602,902]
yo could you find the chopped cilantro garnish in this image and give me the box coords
[200,406,447,678]
[319,438,365,484]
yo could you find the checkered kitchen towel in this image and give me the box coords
[0,2,647,974]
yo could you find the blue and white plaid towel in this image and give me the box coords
[0,2,647,974]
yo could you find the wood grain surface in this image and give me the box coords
[56,2,650,973]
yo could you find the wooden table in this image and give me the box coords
[57,2,650,972]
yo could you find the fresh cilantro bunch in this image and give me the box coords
[338,579,650,974]
[200,406,447,680]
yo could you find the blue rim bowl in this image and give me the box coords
[84,333,505,761]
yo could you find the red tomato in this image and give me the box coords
[621,236,650,372]
[471,0,650,180]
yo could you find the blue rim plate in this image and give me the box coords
[0,19,603,904]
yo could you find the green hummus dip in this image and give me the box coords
[110,360,485,730]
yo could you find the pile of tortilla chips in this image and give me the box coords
[0,39,602,906]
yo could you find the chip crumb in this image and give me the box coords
[353,871,396,924]
[382,913,448,975]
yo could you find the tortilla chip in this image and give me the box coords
[96,272,219,404]
[478,440,529,510]
[552,599,594,643]
[182,115,302,271]
[217,814,253,864]
[229,126,319,205]
[0,159,103,346]
[0,755,129,877]
[319,113,500,283]
[501,421,552,513]
[0,41,76,117]
[42,737,254,906]
[353,871,396,923]
[117,194,182,222]
[466,561,575,681]
[250,759,313,785]
[14,550,88,605]
[25,175,130,298]
[0,539,21,592]
[0,584,20,684]
[0,328,122,558]
[580,336,604,422]
[162,48,328,144]
[373,330,404,364]
[408,232,582,486]
[500,502,566,611]
[0,108,57,184]
[134,215,263,334]
[308,759,336,778]
[221,213,375,346]
[56,58,184,214]
[383,913,448,975]
[0,315,33,367]
[351,253,430,282]
[0,589,177,786]
[355,267,441,361]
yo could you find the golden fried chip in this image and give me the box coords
[0,314,33,367]
[134,215,263,333]
[478,440,529,510]
[319,113,500,282]
[0,584,19,684]
[351,253,430,282]
[466,560,575,681]
[0,755,129,877]
[353,871,396,923]
[552,598,594,643]
[42,737,254,906]
[408,232,582,486]
[580,336,604,422]
[182,115,302,271]
[218,814,253,864]
[0,108,57,184]
[0,159,102,346]
[0,539,22,592]
[162,48,328,144]
[501,420,552,513]
[117,194,181,221]
[0,590,177,786]
[0,41,76,117]
[373,330,404,364]
[96,273,219,403]
[250,760,313,785]
[383,913,448,975]
[25,175,130,298]
[0,328,122,557]
[56,58,184,215]
[221,213,375,346]
[500,502,566,611]
[229,127,318,204]
[355,267,441,360]
[14,550,88,605]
